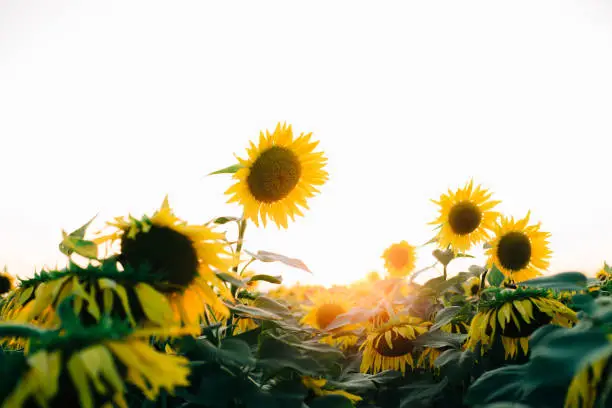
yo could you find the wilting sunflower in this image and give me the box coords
[225,122,328,228]
[466,288,576,359]
[382,241,417,278]
[360,316,432,374]
[486,212,551,282]
[463,277,481,298]
[430,180,501,253]
[302,377,362,405]
[0,267,15,295]
[95,196,233,327]
[3,328,193,408]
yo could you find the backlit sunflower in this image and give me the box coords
[430,180,500,253]
[382,241,417,278]
[596,266,610,283]
[3,328,193,408]
[486,212,551,283]
[95,196,233,327]
[300,291,352,331]
[360,316,432,374]
[0,267,15,295]
[225,122,328,228]
[463,277,481,298]
[466,288,576,359]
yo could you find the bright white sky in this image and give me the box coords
[1,1,612,288]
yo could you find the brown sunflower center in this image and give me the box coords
[315,303,346,329]
[247,146,302,203]
[374,330,414,357]
[0,276,12,294]
[120,225,199,291]
[470,283,480,296]
[448,201,482,235]
[497,232,532,272]
[387,246,411,270]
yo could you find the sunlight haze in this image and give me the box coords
[1,0,611,287]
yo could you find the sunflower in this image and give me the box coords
[466,288,577,359]
[486,212,552,283]
[3,328,192,408]
[360,316,432,374]
[302,377,362,405]
[95,196,233,327]
[382,241,417,278]
[463,277,481,298]
[0,267,15,295]
[596,267,609,283]
[430,180,501,253]
[564,341,612,408]
[300,291,352,331]
[225,122,328,229]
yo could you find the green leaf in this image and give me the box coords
[216,272,246,288]
[487,264,505,287]
[429,306,462,332]
[308,395,354,408]
[227,302,283,321]
[520,272,587,291]
[252,296,291,317]
[213,216,241,225]
[208,163,244,175]
[245,250,311,273]
[248,274,283,285]
[412,331,466,349]
[399,377,449,408]
[59,214,99,259]
[432,249,454,266]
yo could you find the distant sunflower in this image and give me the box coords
[95,196,233,327]
[596,267,609,283]
[0,267,15,295]
[360,316,432,374]
[463,277,481,298]
[486,212,551,283]
[382,241,417,278]
[301,291,352,331]
[225,122,328,228]
[466,288,576,359]
[430,180,500,253]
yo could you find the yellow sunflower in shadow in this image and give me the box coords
[463,277,481,298]
[3,327,193,408]
[0,266,15,295]
[382,241,417,278]
[225,122,328,229]
[302,377,362,405]
[430,180,500,253]
[360,316,432,374]
[466,288,576,359]
[486,212,551,282]
[95,196,233,327]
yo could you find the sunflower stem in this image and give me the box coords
[443,264,448,281]
[0,323,45,339]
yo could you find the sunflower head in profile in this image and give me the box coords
[0,266,15,295]
[463,277,481,298]
[382,241,417,278]
[225,122,328,229]
[430,180,501,253]
[95,196,233,327]
[596,264,611,283]
[465,287,577,359]
[360,316,432,374]
[485,212,551,283]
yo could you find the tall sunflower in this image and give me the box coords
[465,288,576,359]
[382,241,417,278]
[225,122,328,228]
[486,212,551,282]
[360,316,432,374]
[430,180,501,253]
[95,196,233,327]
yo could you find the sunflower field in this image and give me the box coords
[1,122,611,408]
